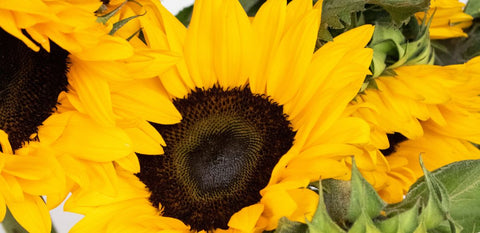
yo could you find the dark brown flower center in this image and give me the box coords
[136,86,295,231]
[380,132,408,156]
[0,28,69,151]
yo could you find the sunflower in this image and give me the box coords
[415,0,473,39]
[30,0,181,206]
[64,0,378,232]
[0,1,114,230]
[350,57,480,203]
[1,0,179,225]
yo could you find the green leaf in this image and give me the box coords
[347,158,386,222]
[307,181,346,233]
[274,217,307,233]
[318,0,366,41]
[367,0,429,25]
[175,5,193,27]
[386,159,480,233]
[465,0,480,18]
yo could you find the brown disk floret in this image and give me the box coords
[136,86,296,231]
[0,28,69,151]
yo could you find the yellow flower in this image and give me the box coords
[66,0,376,232]
[0,0,179,220]
[351,57,480,203]
[0,130,64,233]
[416,0,473,39]
[32,0,180,205]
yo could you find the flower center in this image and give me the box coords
[136,86,295,231]
[380,132,408,156]
[0,28,69,150]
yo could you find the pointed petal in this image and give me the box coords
[68,57,115,127]
[228,204,264,232]
[184,0,222,88]
[8,195,51,233]
[250,0,286,94]
[265,9,321,104]
[52,113,132,162]
[214,0,253,88]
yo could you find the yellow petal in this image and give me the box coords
[0,194,6,222]
[306,117,370,148]
[214,0,253,88]
[228,204,264,233]
[184,0,222,88]
[287,189,318,222]
[124,127,164,155]
[8,195,51,233]
[110,78,181,125]
[68,57,115,127]
[73,35,134,61]
[260,190,296,230]
[266,9,321,104]
[52,113,132,162]
[115,153,141,173]
[250,0,286,94]
[37,112,73,145]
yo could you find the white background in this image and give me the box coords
[0,0,470,232]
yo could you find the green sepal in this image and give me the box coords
[239,0,266,17]
[368,23,406,77]
[375,201,420,233]
[175,5,193,27]
[388,21,434,69]
[307,180,346,233]
[348,211,382,233]
[367,17,433,81]
[418,158,451,230]
[276,159,480,233]
[386,159,480,233]
[273,217,307,233]
[346,158,386,222]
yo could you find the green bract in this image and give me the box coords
[270,158,480,233]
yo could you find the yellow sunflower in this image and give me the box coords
[350,56,480,203]
[65,0,377,232]
[415,0,473,39]
[31,1,181,206]
[1,0,179,223]
[0,1,117,231]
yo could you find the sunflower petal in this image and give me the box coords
[8,195,51,233]
[228,204,264,233]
